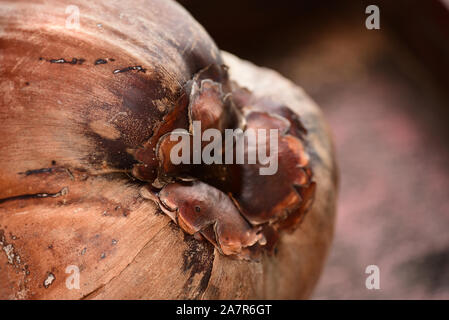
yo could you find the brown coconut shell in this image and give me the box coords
[0,0,338,299]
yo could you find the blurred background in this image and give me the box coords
[180,0,449,299]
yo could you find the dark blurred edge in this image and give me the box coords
[180,0,449,92]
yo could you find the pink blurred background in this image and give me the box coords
[181,0,449,299]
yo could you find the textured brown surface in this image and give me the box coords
[0,0,337,299]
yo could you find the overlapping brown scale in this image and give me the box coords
[229,84,314,233]
[131,92,190,182]
[189,80,235,133]
[154,74,242,184]
[156,130,192,177]
[190,80,225,131]
[131,64,232,183]
[231,84,307,139]
[229,110,310,225]
[141,181,265,256]
[277,181,316,232]
[142,71,315,257]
